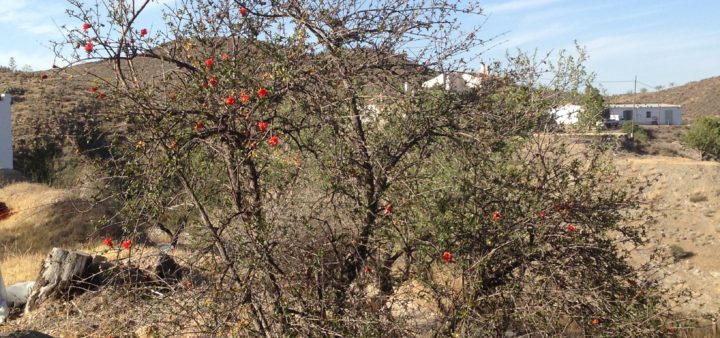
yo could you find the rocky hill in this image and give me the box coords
[608,76,720,121]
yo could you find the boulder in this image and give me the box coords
[5,282,35,306]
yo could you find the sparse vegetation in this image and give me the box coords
[670,244,694,262]
[622,122,649,143]
[684,116,720,160]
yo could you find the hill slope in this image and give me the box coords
[608,76,720,121]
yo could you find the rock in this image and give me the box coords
[5,282,35,306]
[134,325,158,338]
[134,253,184,282]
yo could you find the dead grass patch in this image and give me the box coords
[0,182,116,258]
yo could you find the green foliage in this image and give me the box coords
[622,122,648,143]
[684,116,720,159]
[578,82,605,130]
[4,86,26,96]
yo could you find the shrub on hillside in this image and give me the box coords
[622,121,649,143]
[4,86,26,102]
[684,116,720,160]
[50,0,682,336]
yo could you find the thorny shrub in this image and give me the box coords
[52,0,685,336]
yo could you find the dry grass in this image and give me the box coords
[0,251,45,285]
[0,182,115,259]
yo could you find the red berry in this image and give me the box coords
[257,87,268,98]
[239,7,249,17]
[268,135,279,146]
[257,121,269,133]
[442,251,452,263]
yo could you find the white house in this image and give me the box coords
[422,73,484,91]
[608,103,682,125]
[0,94,12,169]
[422,64,489,92]
[551,104,583,125]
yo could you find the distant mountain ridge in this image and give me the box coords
[607,76,720,121]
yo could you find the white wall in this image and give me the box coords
[422,73,482,92]
[609,105,682,125]
[0,94,12,169]
[551,104,583,125]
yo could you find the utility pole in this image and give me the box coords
[631,75,637,139]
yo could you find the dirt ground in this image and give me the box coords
[617,152,720,316]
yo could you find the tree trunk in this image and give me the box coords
[24,248,93,313]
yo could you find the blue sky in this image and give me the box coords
[1,0,718,94]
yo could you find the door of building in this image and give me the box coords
[664,110,673,125]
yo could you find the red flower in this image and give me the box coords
[239,6,249,17]
[491,211,501,221]
[82,23,91,32]
[268,135,279,146]
[257,121,269,133]
[90,86,98,93]
[566,224,577,232]
[225,95,236,106]
[591,319,599,326]
[208,76,218,87]
[121,240,132,249]
[195,121,204,132]
[257,87,268,98]
[97,92,106,101]
[103,236,113,248]
[442,251,452,263]
[538,211,546,220]
[139,28,148,37]
[205,57,214,69]
[84,41,94,53]
[384,204,392,215]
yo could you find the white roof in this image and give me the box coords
[551,104,583,125]
[609,103,681,108]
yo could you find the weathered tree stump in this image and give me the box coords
[24,248,93,313]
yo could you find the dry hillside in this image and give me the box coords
[609,76,720,121]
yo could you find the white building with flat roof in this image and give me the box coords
[608,103,682,125]
[0,94,12,169]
